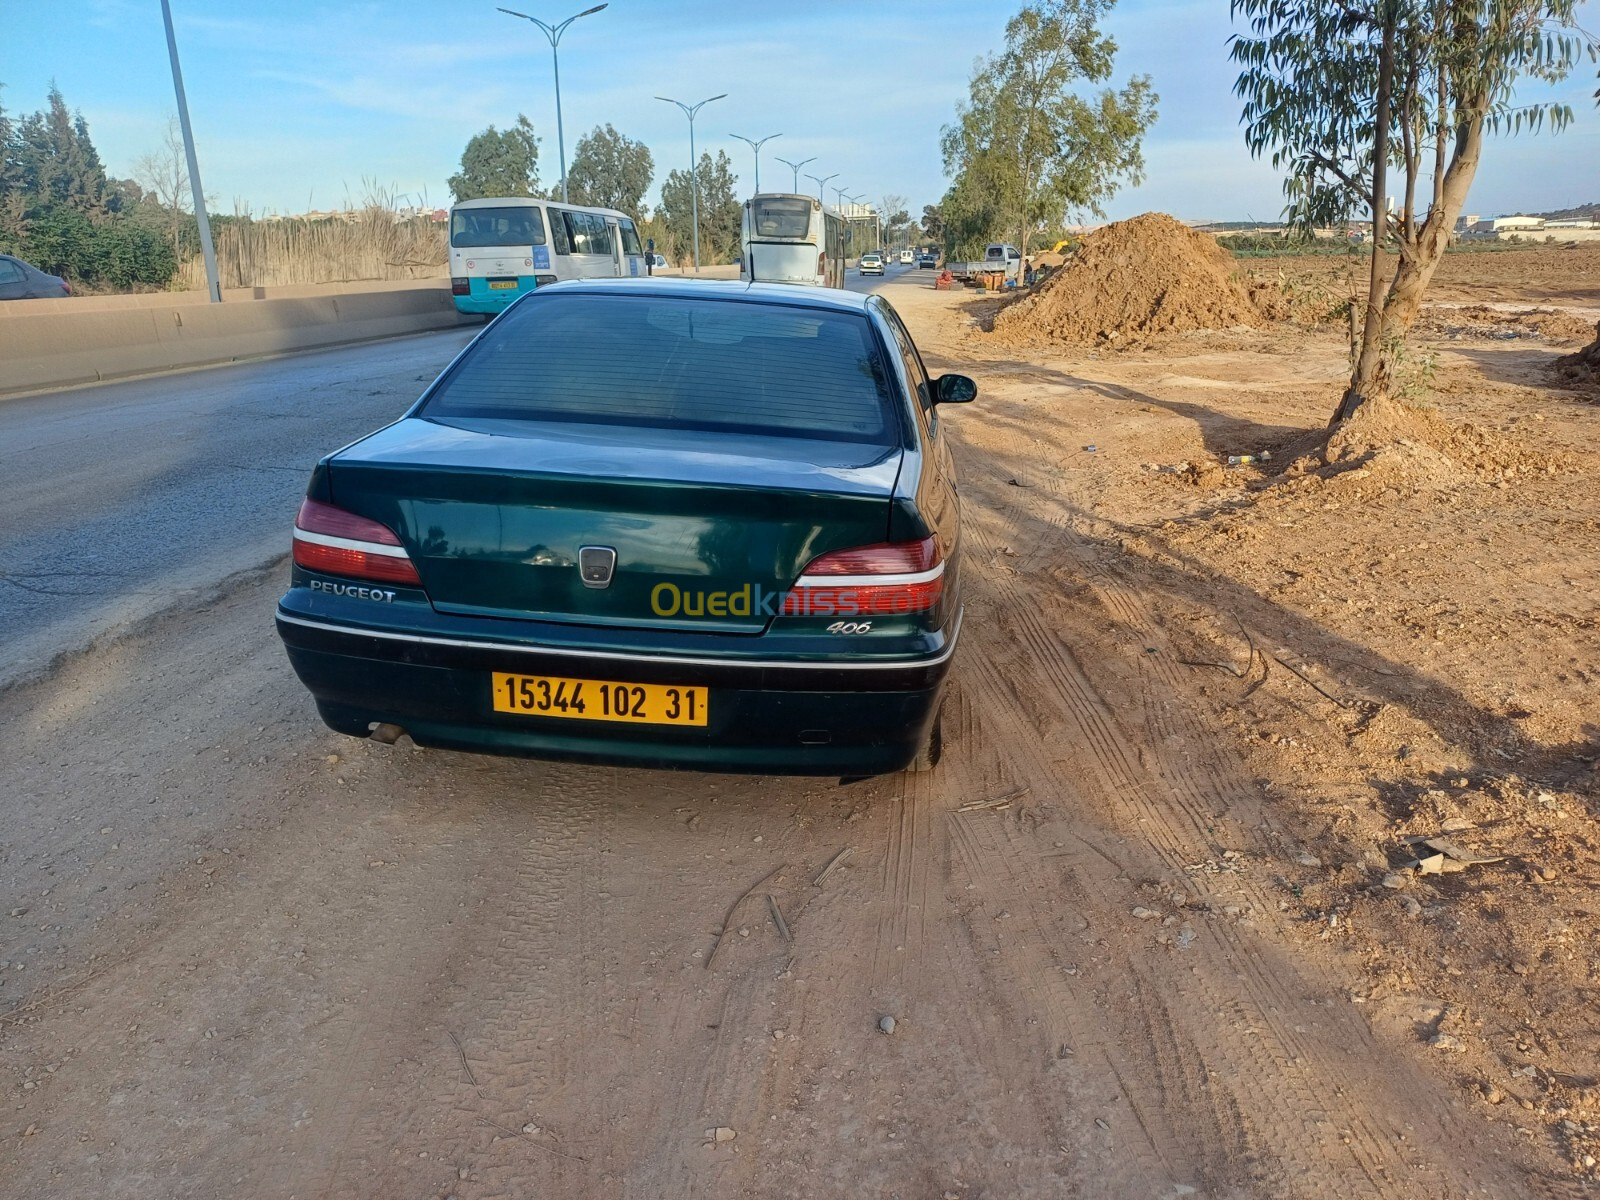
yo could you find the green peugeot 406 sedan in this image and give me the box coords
[275,278,976,776]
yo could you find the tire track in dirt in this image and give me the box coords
[946,417,1540,1195]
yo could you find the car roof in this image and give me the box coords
[532,277,878,315]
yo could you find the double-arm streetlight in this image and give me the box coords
[497,4,608,204]
[729,133,781,195]
[807,172,838,205]
[775,156,814,194]
[657,93,726,272]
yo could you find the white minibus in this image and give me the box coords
[448,197,648,315]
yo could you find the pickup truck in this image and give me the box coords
[945,243,1023,283]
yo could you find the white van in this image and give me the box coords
[449,197,647,315]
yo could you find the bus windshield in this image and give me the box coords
[750,197,815,241]
[451,206,547,248]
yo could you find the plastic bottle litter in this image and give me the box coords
[1226,451,1272,466]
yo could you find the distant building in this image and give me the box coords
[1468,214,1545,234]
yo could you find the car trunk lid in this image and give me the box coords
[326,417,901,634]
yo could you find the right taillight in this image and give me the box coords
[292,498,421,585]
[783,536,943,616]
[451,276,470,295]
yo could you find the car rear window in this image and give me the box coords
[420,293,898,445]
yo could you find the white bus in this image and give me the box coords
[739,193,846,288]
[448,197,648,315]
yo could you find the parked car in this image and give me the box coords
[647,253,669,272]
[276,279,977,777]
[0,255,69,300]
[858,252,885,276]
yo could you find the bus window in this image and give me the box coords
[751,196,814,239]
[618,218,643,257]
[451,206,547,248]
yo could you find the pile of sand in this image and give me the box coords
[994,213,1260,345]
[1553,321,1600,386]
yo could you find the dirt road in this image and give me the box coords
[0,276,1578,1198]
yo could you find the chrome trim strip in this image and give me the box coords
[793,561,945,588]
[276,606,963,672]
[293,528,411,559]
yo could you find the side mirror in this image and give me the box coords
[934,373,977,404]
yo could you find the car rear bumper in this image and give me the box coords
[275,607,959,776]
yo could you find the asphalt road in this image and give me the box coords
[0,265,919,688]
[0,329,479,686]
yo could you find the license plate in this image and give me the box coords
[487,279,518,290]
[491,672,708,726]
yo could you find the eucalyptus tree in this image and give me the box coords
[941,0,1156,255]
[1231,0,1598,424]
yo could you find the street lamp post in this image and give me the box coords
[833,186,851,211]
[498,4,608,204]
[807,172,837,204]
[775,156,815,193]
[159,0,220,303]
[730,133,780,195]
[657,93,727,272]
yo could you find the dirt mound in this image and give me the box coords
[1553,322,1600,386]
[993,213,1259,346]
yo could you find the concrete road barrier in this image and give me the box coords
[0,279,475,397]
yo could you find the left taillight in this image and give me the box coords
[292,498,421,586]
[782,535,943,616]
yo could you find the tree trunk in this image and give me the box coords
[1379,113,1485,339]
[1334,11,1396,426]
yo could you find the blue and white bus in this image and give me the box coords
[448,197,648,315]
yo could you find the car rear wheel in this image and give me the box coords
[907,702,943,773]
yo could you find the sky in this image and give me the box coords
[2,0,1597,224]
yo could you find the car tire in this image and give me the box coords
[907,702,943,773]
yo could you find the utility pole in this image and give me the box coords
[498,5,609,203]
[775,156,815,193]
[159,0,220,302]
[730,133,780,195]
[657,94,727,272]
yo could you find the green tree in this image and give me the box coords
[13,86,112,219]
[1233,0,1598,427]
[919,204,944,245]
[566,124,653,215]
[448,115,541,202]
[941,0,1157,254]
[658,150,741,264]
[93,219,177,289]
[0,86,21,231]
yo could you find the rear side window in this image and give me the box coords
[618,218,643,256]
[450,206,546,248]
[0,258,27,284]
[555,210,613,256]
[421,294,897,445]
